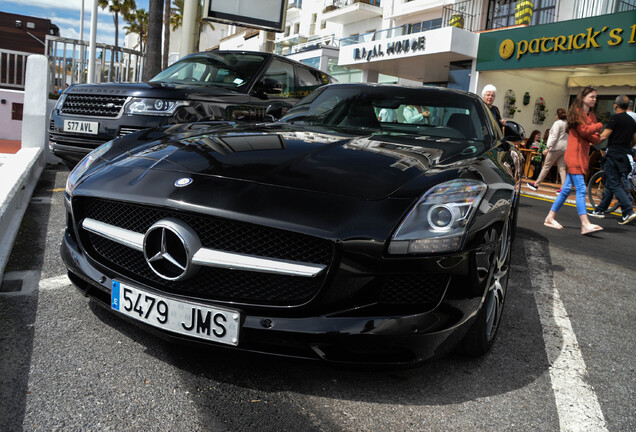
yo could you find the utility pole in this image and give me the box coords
[179,0,198,58]
[87,0,98,83]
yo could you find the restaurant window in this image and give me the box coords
[409,18,442,34]
[487,0,556,29]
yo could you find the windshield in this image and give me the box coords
[281,85,489,141]
[149,52,267,89]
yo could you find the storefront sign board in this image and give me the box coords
[477,11,636,71]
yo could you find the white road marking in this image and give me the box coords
[524,241,608,432]
[38,274,71,291]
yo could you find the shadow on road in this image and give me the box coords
[84,234,553,430]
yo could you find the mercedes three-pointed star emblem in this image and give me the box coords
[143,218,201,281]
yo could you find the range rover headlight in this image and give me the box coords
[125,98,189,116]
[388,179,487,254]
[65,141,113,195]
[54,93,67,111]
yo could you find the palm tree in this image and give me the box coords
[170,0,214,52]
[98,0,136,63]
[124,8,148,54]
[144,0,164,80]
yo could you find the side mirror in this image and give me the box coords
[258,78,284,94]
[503,120,525,142]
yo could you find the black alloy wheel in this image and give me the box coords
[461,217,512,356]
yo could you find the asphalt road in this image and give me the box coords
[1,165,634,431]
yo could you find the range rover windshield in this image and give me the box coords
[281,85,490,141]
[149,52,267,89]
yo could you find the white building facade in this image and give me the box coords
[208,0,634,135]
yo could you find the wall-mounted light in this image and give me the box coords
[15,20,22,28]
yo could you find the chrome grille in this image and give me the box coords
[74,198,335,306]
[61,94,127,117]
[119,126,146,136]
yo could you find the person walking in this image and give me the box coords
[544,86,603,235]
[528,108,568,190]
[481,84,505,128]
[588,95,636,225]
[626,99,636,122]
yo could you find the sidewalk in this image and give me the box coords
[0,140,21,154]
[0,140,21,168]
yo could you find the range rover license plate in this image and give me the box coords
[111,281,239,346]
[63,120,99,135]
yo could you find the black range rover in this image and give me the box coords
[49,50,334,167]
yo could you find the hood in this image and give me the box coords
[66,81,242,100]
[102,123,482,200]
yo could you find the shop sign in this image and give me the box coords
[353,36,426,62]
[477,10,635,71]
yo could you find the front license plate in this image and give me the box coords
[63,120,99,135]
[111,281,240,346]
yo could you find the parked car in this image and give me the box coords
[49,50,334,168]
[61,83,525,365]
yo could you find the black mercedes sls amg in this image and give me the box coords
[61,83,525,365]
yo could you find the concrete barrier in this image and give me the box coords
[0,148,45,284]
[0,55,48,285]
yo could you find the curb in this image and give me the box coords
[0,148,45,285]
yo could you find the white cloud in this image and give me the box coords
[3,0,85,12]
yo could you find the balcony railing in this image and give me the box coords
[291,35,340,53]
[45,35,144,91]
[324,0,381,12]
[0,49,29,89]
[574,0,636,18]
[441,0,481,32]
[339,20,441,46]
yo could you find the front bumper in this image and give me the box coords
[61,221,488,365]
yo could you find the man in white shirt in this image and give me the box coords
[378,108,397,123]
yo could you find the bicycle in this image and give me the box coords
[587,169,636,214]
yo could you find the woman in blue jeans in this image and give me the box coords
[544,86,604,235]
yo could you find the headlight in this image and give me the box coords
[125,98,188,116]
[388,179,487,254]
[55,93,67,111]
[65,141,113,195]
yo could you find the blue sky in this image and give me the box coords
[1,0,150,46]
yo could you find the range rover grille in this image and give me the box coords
[74,198,335,306]
[61,94,128,117]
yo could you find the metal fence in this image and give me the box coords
[0,49,30,89]
[442,0,482,32]
[45,35,144,94]
[573,0,636,18]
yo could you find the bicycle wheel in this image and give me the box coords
[587,171,620,213]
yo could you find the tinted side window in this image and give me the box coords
[296,66,325,98]
[262,59,295,98]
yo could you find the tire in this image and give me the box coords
[587,171,620,213]
[461,218,512,357]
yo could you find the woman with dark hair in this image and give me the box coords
[544,87,603,235]
[528,108,569,190]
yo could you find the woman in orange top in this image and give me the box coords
[544,86,604,235]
